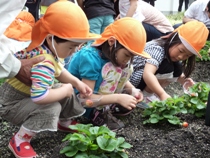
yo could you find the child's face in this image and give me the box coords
[50,40,82,58]
[115,48,134,68]
[169,43,193,62]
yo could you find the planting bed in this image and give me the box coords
[1,61,210,158]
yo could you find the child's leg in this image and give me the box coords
[58,92,85,132]
[9,125,37,158]
[101,15,114,33]
[88,16,103,34]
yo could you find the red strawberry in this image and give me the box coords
[182,122,188,128]
[85,99,93,107]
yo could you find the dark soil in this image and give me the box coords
[1,62,210,158]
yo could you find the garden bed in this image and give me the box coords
[1,61,210,158]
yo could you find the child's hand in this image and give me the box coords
[62,83,74,98]
[117,94,137,110]
[75,81,92,97]
[131,88,144,102]
[159,92,171,101]
[183,78,195,88]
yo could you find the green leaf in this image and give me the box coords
[63,147,78,157]
[74,152,89,158]
[196,102,206,109]
[112,151,128,158]
[76,142,88,151]
[180,108,188,114]
[89,126,100,135]
[149,117,159,124]
[97,136,117,152]
[163,114,173,119]
[62,134,72,141]
[168,117,181,125]
[190,98,199,104]
[60,146,72,154]
[69,133,86,141]
[98,126,116,137]
[142,109,152,116]
[89,144,99,150]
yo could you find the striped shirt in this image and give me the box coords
[7,45,63,102]
[129,40,165,87]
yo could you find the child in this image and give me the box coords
[0,1,100,158]
[68,17,151,131]
[129,21,208,102]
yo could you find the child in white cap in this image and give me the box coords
[129,21,209,102]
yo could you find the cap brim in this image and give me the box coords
[64,33,101,43]
[92,38,151,58]
[127,48,151,59]
[179,35,201,58]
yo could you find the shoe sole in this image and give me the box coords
[8,143,38,158]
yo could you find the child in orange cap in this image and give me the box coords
[0,1,100,158]
[68,17,151,131]
[130,21,208,102]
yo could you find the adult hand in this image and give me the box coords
[15,56,45,86]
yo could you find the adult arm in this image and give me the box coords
[0,0,26,78]
[183,1,198,24]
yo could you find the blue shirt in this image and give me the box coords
[68,45,108,93]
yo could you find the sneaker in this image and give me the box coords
[110,104,133,116]
[57,120,78,133]
[8,134,37,158]
[90,108,125,131]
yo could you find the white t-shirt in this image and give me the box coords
[184,0,210,28]
[138,0,174,33]
[119,0,145,22]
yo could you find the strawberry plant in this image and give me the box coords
[196,41,210,62]
[182,82,210,117]
[60,124,132,158]
[142,82,210,126]
[142,96,187,125]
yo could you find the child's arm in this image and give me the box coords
[35,83,74,105]
[82,79,137,110]
[143,63,171,100]
[31,59,74,105]
[126,0,138,17]
[177,73,195,86]
[56,69,92,96]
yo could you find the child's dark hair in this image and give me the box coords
[44,36,69,47]
[207,1,210,12]
[156,32,196,78]
[97,41,134,67]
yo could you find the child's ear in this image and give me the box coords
[45,34,53,44]
[107,36,116,47]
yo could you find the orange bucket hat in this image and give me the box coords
[4,11,35,41]
[175,21,208,58]
[92,17,151,58]
[27,0,101,51]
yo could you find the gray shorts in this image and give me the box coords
[0,83,85,132]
